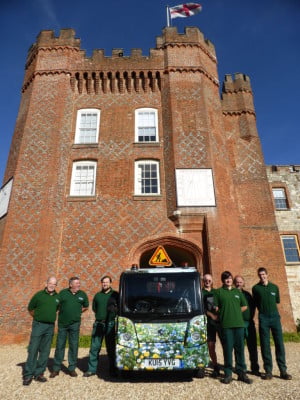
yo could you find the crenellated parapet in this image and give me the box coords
[221,73,258,139]
[22,27,218,93]
[222,73,256,116]
[156,26,216,62]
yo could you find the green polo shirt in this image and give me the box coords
[214,286,247,329]
[252,281,280,315]
[58,288,89,327]
[28,289,60,323]
[93,289,118,322]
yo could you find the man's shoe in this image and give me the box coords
[211,366,221,378]
[251,370,261,377]
[49,371,59,378]
[23,377,33,386]
[83,371,96,377]
[68,370,78,377]
[238,373,253,384]
[262,372,273,380]
[280,372,292,380]
[221,375,232,384]
[34,374,47,383]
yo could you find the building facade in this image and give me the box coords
[267,165,300,323]
[0,27,295,343]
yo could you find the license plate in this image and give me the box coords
[144,358,181,368]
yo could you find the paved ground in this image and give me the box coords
[1,342,299,400]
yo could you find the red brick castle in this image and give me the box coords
[0,27,294,343]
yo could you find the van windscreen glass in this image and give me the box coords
[120,272,202,320]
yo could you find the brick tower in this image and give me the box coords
[0,27,294,343]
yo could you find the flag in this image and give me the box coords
[169,3,202,19]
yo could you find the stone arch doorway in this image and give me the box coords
[130,236,203,273]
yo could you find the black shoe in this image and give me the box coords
[280,372,292,380]
[221,375,232,384]
[68,370,78,377]
[251,370,261,376]
[49,371,59,378]
[211,366,220,378]
[238,373,253,384]
[83,371,96,377]
[23,377,33,386]
[262,372,273,380]
[35,374,47,383]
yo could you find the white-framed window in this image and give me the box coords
[281,235,300,263]
[135,108,158,142]
[74,109,100,144]
[272,188,288,210]
[135,160,160,195]
[70,161,97,196]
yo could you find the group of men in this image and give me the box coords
[202,267,292,384]
[23,266,292,386]
[23,275,118,386]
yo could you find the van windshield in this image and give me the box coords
[120,271,203,320]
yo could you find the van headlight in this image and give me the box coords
[117,317,138,348]
[185,315,207,347]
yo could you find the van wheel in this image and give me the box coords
[194,368,205,378]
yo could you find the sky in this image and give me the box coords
[0,0,300,185]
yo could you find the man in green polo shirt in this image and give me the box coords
[252,267,292,380]
[83,275,119,378]
[23,276,59,386]
[214,271,252,384]
[50,276,89,378]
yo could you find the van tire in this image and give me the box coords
[194,368,205,378]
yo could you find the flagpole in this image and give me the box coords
[166,5,170,27]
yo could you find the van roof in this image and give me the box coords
[123,267,197,274]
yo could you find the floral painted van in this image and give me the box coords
[116,267,209,376]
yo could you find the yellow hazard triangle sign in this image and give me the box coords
[149,245,172,266]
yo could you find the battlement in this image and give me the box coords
[27,27,215,64]
[31,28,80,49]
[222,73,252,93]
[267,165,300,174]
[156,26,216,58]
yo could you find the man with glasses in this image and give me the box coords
[23,277,59,386]
[202,274,221,378]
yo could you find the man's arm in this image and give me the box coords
[28,309,35,317]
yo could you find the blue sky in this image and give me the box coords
[1,0,299,184]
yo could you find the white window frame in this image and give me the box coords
[135,108,158,143]
[74,109,100,144]
[281,235,300,263]
[272,188,288,210]
[70,161,97,196]
[134,160,160,195]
